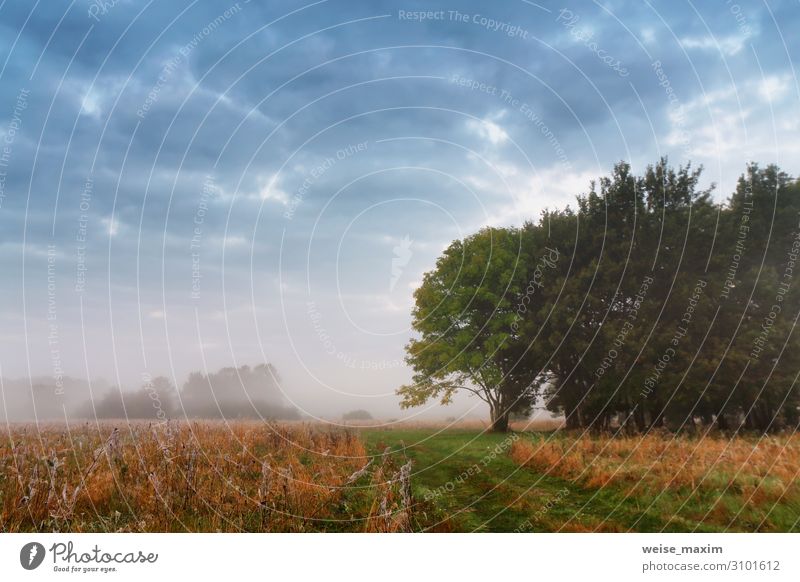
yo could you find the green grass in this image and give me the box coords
[360,429,736,532]
[7,422,794,532]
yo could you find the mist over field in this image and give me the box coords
[2,365,297,422]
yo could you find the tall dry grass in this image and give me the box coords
[0,421,414,532]
[510,432,800,529]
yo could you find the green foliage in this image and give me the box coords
[400,158,800,433]
[397,227,545,431]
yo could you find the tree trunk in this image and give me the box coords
[564,400,583,430]
[490,407,510,432]
[634,406,647,433]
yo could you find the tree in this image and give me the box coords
[180,363,299,420]
[90,376,177,420]
[401,159,800,434]
[342,409,373,421]
[397,227,547,431]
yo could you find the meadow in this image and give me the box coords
[0,422,413,532]
[1,421,798,532]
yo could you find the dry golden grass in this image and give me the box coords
[0,421,414,532]
[510,432,800,529]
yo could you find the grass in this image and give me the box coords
[509,431,800,532]
[361,427,800,532]
[362,428,677,532]
[1,421,413,532]
[2,421,797,532]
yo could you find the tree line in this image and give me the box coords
[2,363,299,422]
[399,159,800,433]
[91,363,299,420]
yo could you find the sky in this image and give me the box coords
[0,0,798,420]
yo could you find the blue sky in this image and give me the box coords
[0,0,798,418]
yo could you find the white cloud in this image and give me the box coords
[102,216,120,237]
[679,34,748,56]
[81,91,103,118]
[257,174,290,205]
[70,77,127,119]
[654,73,800,195]
[467,118,509,146]
[483,165,596,227]
[463,173,500,192]
[223,235,248,248]
[759,75,790,102]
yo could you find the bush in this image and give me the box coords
[342,409,373,421]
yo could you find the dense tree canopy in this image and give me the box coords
[400,159,800,433]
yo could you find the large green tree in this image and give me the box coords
[401,160,800,433]
[397,227,549,431]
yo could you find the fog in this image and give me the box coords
[0,363,490,424]
[1,364,294,423]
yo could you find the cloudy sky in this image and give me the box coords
[0,0,797,419]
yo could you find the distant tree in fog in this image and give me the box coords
[342,409,373,421]
[4,365,300,422]
[180,363,299,420]
[88,376,177,420]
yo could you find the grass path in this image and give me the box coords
[361,429,697,532]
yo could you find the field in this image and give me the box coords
[0,422,414,532]
[1,421,798,532]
